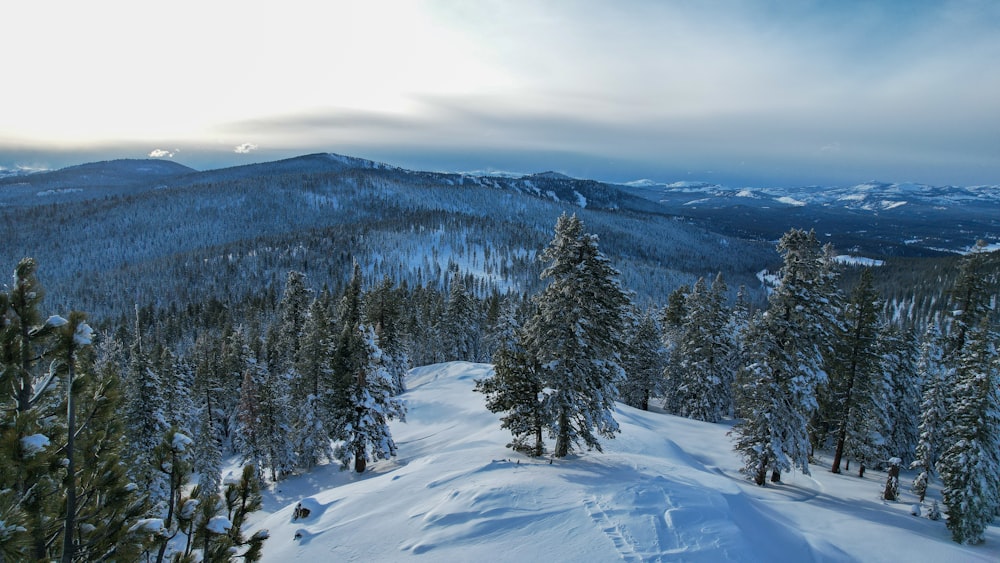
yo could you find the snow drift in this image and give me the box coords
[248,362,999,562]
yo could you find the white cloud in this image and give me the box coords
[148,148,175,158]
[233,143,258,154]
[818,142,841,155]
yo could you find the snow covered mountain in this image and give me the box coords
[0,153,772,321]
[621,180,1000,256]
[623,179,1000,210]
[4,153,994,258]
[247,362,1000,562]
[0,158,195,206]
[2,151,995,323]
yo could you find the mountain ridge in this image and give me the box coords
[3,152,996,260]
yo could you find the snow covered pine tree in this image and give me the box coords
[521,213,632,458]
[733,229,840,485]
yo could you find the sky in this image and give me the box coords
[2,0,999,187]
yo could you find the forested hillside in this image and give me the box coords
[1,154,997,561]
[1,154,774,323]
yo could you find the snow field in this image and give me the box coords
[248,362,999,562]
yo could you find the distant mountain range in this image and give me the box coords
[0,153,776,321]
[618,179,1000,256]
[4,153,995,258]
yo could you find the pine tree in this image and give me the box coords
[233,346,268,483]
[143,428,196,563]
[619,309,666,412]
[333,325,406,473]
[934,242,1000,544]
[911,325,946,502]
[0,259,66,560]
[292,297,335,470]
[4,258,51,414]
[827,269,887,475]
[476,335,548,456]
[274,271,312,372]
[223,465,269,562]
[881,327,921,466]
[937,320,999,544]
[441,271,478,362]
[1,261,145,561]
[364,276,409,394]
[521,214,632,458]
[666,275,733,421]
[122,318,170,511]
[732,229,840,485]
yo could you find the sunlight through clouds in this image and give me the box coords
[2,0,999,186]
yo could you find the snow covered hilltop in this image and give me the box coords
[250,362,1000,562]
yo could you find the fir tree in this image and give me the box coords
[934,242,1000,544]
[441,271,479,362]
[329,264,406,472]
[666,275,733,421]
[911,325,946,503]
[482,295,524,361]
[292,297,335,470]
[827,269,887,475]
[274,271,312,373]
[619,309,666,412]
[122,316,170,510]
[333,325,406,473]
[364,275,409,394]
[233,350,268,483]
[476,337,548,456]
[192,393,224,498]
[161,349,196,438]
[881,327,921,465]
[732,229,840,485]
[190,333,228,497]
[937,320,999,544]
[522,214,632,458]
[659,284,689,414]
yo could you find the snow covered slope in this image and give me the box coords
[247,362,999,562]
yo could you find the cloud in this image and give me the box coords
[818,142,841,155]
[148,148,176,158]
[233,143,258,154]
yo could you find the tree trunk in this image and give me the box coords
[61,343,78,563]
[771,470,781,483]
[554,410,570,458]
[831,433,846,474]
[354,444,367,473]
[858,463,865,478]
[832,297,865,474]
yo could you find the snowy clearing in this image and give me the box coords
[247,362,999,562]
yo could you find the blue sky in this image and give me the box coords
[2,0,998,186]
